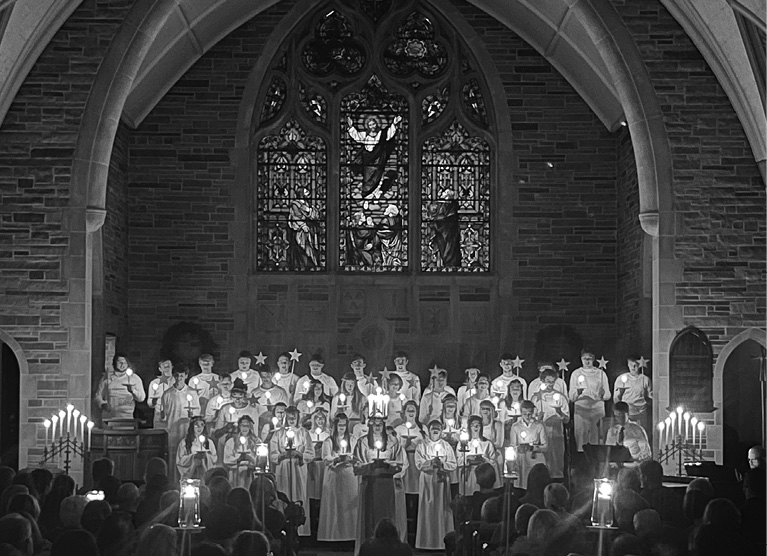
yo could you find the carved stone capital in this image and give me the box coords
[86,207,107,232]
[639,211,659,237]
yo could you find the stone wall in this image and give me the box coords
[0,1,133,467]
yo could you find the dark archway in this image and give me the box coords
[0,342,20,469]
[722,339,764,470]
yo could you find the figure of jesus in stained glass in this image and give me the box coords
[346,114,402,199]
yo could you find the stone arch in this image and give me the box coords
[714,328,767,463]
[714,328,767,378]
[0,329,27,469]
[0,329,29,376]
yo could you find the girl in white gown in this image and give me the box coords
[176,416,217,480]
[454,415,498,495]
[317,412,359,541]
[222,415,262,489]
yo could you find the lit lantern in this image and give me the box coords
[591,478,615,527]
[178,479,202,528]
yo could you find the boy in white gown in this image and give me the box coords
[415,420,456,549]
[613,356,652,434]
[530,367,569,479]
[160,365,201,483]
[508,400,548,489]
[568,350,611,452]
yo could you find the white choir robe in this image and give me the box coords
[95,370,147,420]
[293,373,339,403]
[269,427,315,536]
[223,434,262,489]
[613,373,652,422]
[176,437,218,480]
[491,373,528,400]
[160,386,201,482]
[189,372,220,409]
[352,435,408,551]
[394,423,424,494]
[330,393,362,423]
[454,439,497,495]
[415,439,456,549]
[509,419,548,489]
[212,403,261,465]
[605,421,651,463]
[461,393,493,421]
[418,387,457,424]
[203,393,231,425]
[457,383,478,410]
[233,369,261,395]
[385,396,405,426]
[147,377,173,426]
[307,429,330,500]
[394,370,422,402]
[528,377,568,398]
[251,385,290,430]
[568,367,611,451]
[532,391,570,478]
[317,436,359,541]
[273,371,299,398]
[483,420,505,488]
[296,400,330,420]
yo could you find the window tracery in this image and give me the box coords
[253,1,496,274]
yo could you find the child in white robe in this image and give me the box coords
[455,415,498,495]
[415,420,456,549]
[176,416,217,480]
[269,406,314,537]
[317,412,358,541]
[530,367,569,478]
[160,365,201,484]
[568,350,611,451]
[222,414,262,489]
[508,400,548,489]
[394,400,424,496]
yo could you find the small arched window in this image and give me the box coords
[669,326,716,412]
[253,0,496,274]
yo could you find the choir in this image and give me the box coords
[94,347,654,548]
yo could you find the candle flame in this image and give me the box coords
[229,406,236,414]
[272,417,279,426]
[339,394,346,403]
[152,383,159,391]
[505,446,516,461]
[256,444,268,457]
[286,429,295,439]
[87,421,94,429]
[657,422,665,431]
[553,393,561,402]
[80,415,87,424]
[43,419,51,428]
[239,436,247,445]
[66,404,74,411]
[374,440,383,450]
[340,439,348,448]
[199,435,206,444]
[697,422,705,431]
[578,375,585,383]
[315,427,322,435]
[186,394,193,402]
[126,369,133,376]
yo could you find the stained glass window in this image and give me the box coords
[340,76,408,271]
[253,1,496,274]
[421,121,490,272]
[256,120,327,271]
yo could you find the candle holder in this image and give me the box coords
[178,479,202,528]
[503,446,518,479]
[39,405,91,475]
[657,407,707,476]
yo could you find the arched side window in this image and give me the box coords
[253,0,495,273]
[669,326,716,412]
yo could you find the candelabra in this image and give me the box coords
[657,405,706,476]
[39,404,94,475]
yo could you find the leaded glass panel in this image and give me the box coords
[260,76,287,124]
[256,120,327,271]
[340,76,408,271]
[421,121,490,272]
[383,11,447,78]
[302,10,366,77]
[422,85,448,125]
[462,78,488,128]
